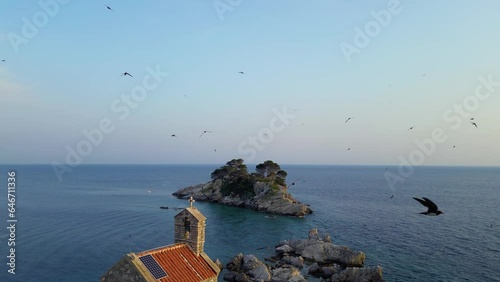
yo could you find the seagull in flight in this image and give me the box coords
[413,197,443,216]
[408,126,416,130]
[105,5,113,11]
[199,130,213,137]
[287,178,301,188]
[345,117,355,123]
[238,71,245,75]
[471,122,478,128]
[121,72,133,78]
[171,134,177,138]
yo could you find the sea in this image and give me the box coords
[0,164,499,282]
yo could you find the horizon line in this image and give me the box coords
[1,163,499,168]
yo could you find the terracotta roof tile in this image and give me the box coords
[137,244,217,282]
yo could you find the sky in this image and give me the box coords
[1,0,500,166]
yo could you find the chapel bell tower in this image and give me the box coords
[174,197,206,255]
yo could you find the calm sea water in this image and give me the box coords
[0,165,499,282]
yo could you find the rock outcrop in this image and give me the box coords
[173,159,312,217]
[224,229,384,282]
[173,179,312,217]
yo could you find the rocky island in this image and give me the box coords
[173,159,313,217]
[224,229,384,282]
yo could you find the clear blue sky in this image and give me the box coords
[1,0,500,165]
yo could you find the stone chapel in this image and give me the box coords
[100,197,220,282]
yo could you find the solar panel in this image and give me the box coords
[139,254,168,280]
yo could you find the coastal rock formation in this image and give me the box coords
[225,253,304,282]
[173,159,312,217]
[173,180,312,217]
[224,229,384,282]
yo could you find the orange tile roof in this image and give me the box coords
[136,244,217,282]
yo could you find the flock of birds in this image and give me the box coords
[340,94,486,217]
[344,114,448,216]
[3,5,493,221]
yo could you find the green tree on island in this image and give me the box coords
[255,160,287,186]
[212,159,289,197]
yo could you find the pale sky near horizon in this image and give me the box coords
[1,1,500,166]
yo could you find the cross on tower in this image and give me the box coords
[189,196,195,208]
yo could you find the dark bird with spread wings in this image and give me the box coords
[121,72,133,77]
[471,122,478,128]
[199,130,213,137]
[345,117,355,123]
[105,5,113,11]
[287,178,302,188]
[413,197,443,216]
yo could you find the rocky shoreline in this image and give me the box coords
[223,229,384,282]
[173,179,312,217]
[172,159,312,217]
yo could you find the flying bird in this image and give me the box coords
[389,195,394,199]
[238,71,245,75]
[105,5,113,11]
[345,117,355,123]
[470,118,474,120]
[413,197,443,216]
[171,134,177,138]
[453,145,456,148]
[199,130,213,137]
[347,148,351,151]
[1,60,5,63]
[408,126,416,130]
[121,72,133,77]
[287,178,301,188]
[471,122,478,128]
[214,149,217,152]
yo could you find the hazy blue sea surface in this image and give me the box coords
[0,165,499,282]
